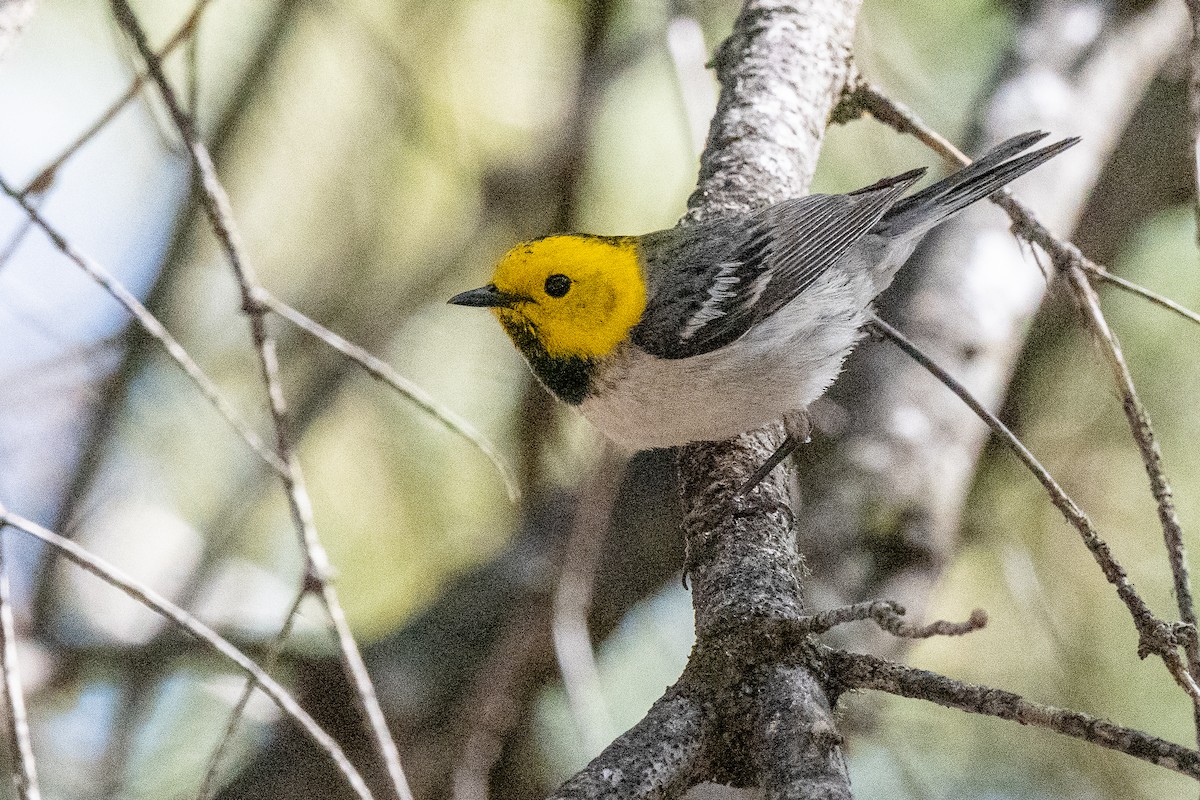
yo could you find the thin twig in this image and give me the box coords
[0,527,41,800]
[195,588,308,800]
[869,313,1200,705]
[19,0,214,197]
[0,504,374,800]
[1085,264,1200,327]
[254,288,520,502]
[0,173,286,475]
[1060,262,1200,718]
[826,649,1200,781]
[799,600,987,639]
[551,445,623,753]
[109,5,413,798]
[857,83,1200,713]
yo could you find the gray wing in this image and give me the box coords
[631,168,925,360]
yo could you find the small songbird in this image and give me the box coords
[450,132,1077,488]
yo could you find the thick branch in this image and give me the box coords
[752,666,849,800]
[547,692,709,800]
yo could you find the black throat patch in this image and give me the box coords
[501,319,596,405]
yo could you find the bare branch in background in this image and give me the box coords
[37,0,307,637]
[868,313,1200,703]
[19,0,213,198]
[195,588,309,800]
[1085,264,1200,327]
[254,288,520,502]
[852,79,1200,726]
[109,2,414,797]
[0,173,286,474]
[800,0,1187,664]
[0,504,374,800]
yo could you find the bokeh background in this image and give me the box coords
[0,0,1198,797]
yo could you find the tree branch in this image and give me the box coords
[826,649,1200,781]
[109,3,413,797]
[547,692,709,800]
[801,0,1186,661]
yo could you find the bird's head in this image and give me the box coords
[449,234,647,365]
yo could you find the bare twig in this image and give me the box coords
[0,173,286,475]
[0,527,41,800]
[552,445,623,753]
[0,503,374,800]
[799,600,987,639]
[803,0,1186,664]
[195,588,308,800]
[1059,261,1200,727]
[1085,264,1200,328]
[109,4,413,797]
[869,313,1200,705]
[826,649,1200,781]
[856,81,1200,715]
[19,0,213,197]
[254,288,520,502]
[857,86,1191,526]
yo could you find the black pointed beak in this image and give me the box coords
[447,284,522,308]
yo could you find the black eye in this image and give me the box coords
[544,273,572,298]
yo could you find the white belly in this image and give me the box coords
[579,269,870,449]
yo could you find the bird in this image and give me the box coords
[449,131,1078,491]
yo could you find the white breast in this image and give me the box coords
[579,268,872,449]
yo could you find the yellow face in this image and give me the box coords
[489,235,646,361]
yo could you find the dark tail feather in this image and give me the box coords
[878,132,1079,234]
